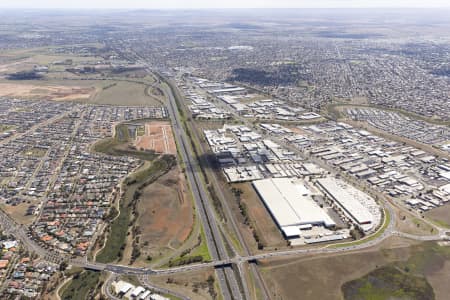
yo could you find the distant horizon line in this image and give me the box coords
[1,7,450,10]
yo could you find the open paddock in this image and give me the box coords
[135,167,194,263]
[425,203,450,228]
[260,237,419,300]
[0,82,94,101]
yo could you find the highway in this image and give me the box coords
[1,55,449,299]
[0,194,448,297]
[119,48,244,299]
[159,78,243,300]
[170,75,268,300]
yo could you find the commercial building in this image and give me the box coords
[252,177,335,238]
[316,177,374,230]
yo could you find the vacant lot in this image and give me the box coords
[149,269,217,300]
[89,81,163,106]
[94,122,175,264]
[425,204,450,228]
[260,240,450,300]
[0,82,94,101]
[22,147,47,158]
[93,121,192,264]
[96,156,175,264]
[0,46,165,107]
[342,265,434,300]
[260,237,416,300]
[0,125,15,133]
[92,123,158,161]
[427,259,450,300]
[395,207,436,236]
[135,121,177,155]
[342,242,450,300]
[132,166,194,263]
[1,201,38,225]
[0,46,104,72]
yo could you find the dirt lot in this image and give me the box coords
[0,47,165,107]
[260,237,418,300]
[394,206,436,236]
[149,269,217,300]
[0,59,30,73]
[135,121,177,155]
[1,201,38,225]
[427,260,450,300]
[425,203,450,228]
[134,166,194,263]
[0,82,94,101]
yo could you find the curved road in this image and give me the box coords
[1,68,449,299]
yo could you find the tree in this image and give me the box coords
[59,261,68,272]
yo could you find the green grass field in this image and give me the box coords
[22,147,47,158]
[60,270,101,300]
[166,225,212,267]
[189,226,212,261]
[92,123,157,161]
[0,125,15,132]
[342,242,450,300]
[342,265,434,300]
[89,80,163,106]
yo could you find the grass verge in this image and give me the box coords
[60,270,101,300]
[96,155,175,263]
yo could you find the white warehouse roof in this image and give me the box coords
[316,177,373,226]
[252,178,336,234]
[112,280,134,295]
[131,286,146,297]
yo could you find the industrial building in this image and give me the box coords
[316,177,374,231]
[252,177,335,238]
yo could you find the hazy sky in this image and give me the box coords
[1,0,450,9]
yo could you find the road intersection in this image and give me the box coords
[0,66,448,300]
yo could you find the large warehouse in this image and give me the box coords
[316,177,374,230]
[252,178,335,238]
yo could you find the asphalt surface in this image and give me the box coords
[159,78,243,300]
[1,60,449,299]
[1,184,448,300]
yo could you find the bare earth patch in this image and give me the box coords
[0,83,94,101]
[427,259,450,300]
[261,240,413,300]
[149,269,216,300]
[1,200,39,225]
[135,121,177,155]
[136,167,193,260]
[395,207,435,236]
[425,203,450,228]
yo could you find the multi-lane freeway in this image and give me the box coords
[159,76,244,300]
[1,175,448,300]
[0,60,449,300]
